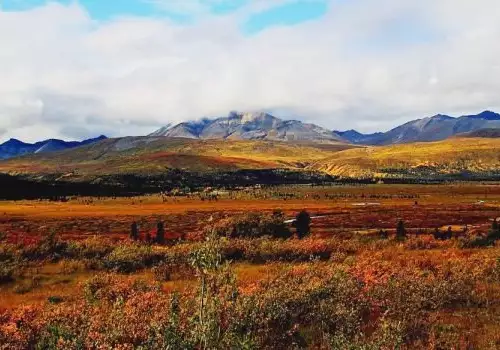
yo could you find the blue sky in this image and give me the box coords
[1,0,329,33]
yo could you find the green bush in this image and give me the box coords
[211,212,292,239]
[103,244,157,273]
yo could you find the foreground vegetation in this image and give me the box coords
[0,184,499,348]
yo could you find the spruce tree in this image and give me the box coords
[130,222,139,241]
[157,221,165,244]
[295,210,311,239]
[396,220,406,240]
[487,218,500,241]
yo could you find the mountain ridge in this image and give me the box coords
[151,110,500,146]
[0,135,107,160]
[337,110,500,145]
[150,111,347,143]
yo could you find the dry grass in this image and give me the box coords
[310,137,500,177]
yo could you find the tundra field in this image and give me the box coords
[1,183,500,349]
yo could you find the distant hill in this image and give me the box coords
[309,137,500,179]
[150,111,346,143]
[0,137,355,177]
[0,135,107,160]
[338,111,500,145]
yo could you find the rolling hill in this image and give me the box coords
[309,137,500,179]
[0,137,354,177]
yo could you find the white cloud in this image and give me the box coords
[1,0,500,142]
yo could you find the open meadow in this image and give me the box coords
[1,183,500,349]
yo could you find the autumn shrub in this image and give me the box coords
[66,236,114,259]
[368,266,482,344]
[404,236,454,250]
[103,243,159,273]
[458,235,493,248]
[60,259,86,274]
[0,263,16,284]
[0,243,18,283]
[210,212,292,239]
[235,237,358,263]
[152,261,195,282]
[20,231,68,261]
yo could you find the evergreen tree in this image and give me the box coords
[396,220,406,240]
[487,218,500,241]
[130,222,139,241]
[433,228,441,240]
[445,226,453,240]
[157,221,165,244]
[295,210,311,239]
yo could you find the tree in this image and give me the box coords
[379,229,388,239]
[130,222,139,241]
[433,228,441,240]
[487,218,500,241]
[295,210,311,239]
[445,226,453,240]
[157,221,165,244]
[396,220,406,240]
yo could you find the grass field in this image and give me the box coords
[1,137,499,182]
[0,138,354,175]
[310,137,500,178]
[1,183,500,348]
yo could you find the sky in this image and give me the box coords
[1,0,500,142]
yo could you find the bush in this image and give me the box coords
[0,263,16,284]
[103,244,158,273]
[66,237,114,260]
[211,212,292,239]
[20,231,68,261]
[152,261,194,282]
[458,235,493,248]
[0,244,18,284]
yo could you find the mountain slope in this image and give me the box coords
[457,128,500,138]
[0,137,355,177]
[151,112,346,143]
[0,135,107,160]
[309,137,500,178]
[339,111,500,145]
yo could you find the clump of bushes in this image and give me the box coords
[103,244,159,273]
[210,212,292,239]
[0,244,18,284]
[459,219,500,248]
[152,261,194,282]
[20,231,68,261]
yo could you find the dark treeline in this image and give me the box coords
[1,169,500,200]
[0,170,337,200]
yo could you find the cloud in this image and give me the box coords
[1,0,500,142]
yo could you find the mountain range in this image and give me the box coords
[149,111,345,143]
[0,135,107,160]
[150,110,500,146]
[1,110,499,160]
[336,111,500,145]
